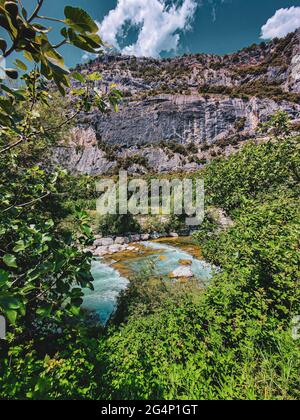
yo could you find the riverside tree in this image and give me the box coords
[0,0,121,339]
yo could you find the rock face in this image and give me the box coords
[52,96,300,174]
[52,29,300,175]
[91,95,299,147]
[170,267,194,278]
[52,140,115,175]
[285,29,300,93]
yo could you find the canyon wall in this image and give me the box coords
[52,29,300,174]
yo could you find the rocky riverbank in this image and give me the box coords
[88,232,182,256]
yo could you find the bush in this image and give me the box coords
[203,137,300,213]
[200,192,300,321]
[97,214,141,236]
[0,332,103,400]
[99,276,300,400]
[234,117,247,131]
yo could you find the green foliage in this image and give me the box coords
[234,116,246,131]
[0,3,122,151]
[97,214,141,236]
[0,0,124,337]
[198,82,300,104]
[0,1,102,93]
[0,330,103,400]
[203,137,300,213]
[116,154,150,171]
[199,192,300,322]
[192,210,219,243]
[99,269,300,400]
[259,110,292,139]
[0,164,94,328]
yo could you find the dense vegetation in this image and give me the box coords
[0,0,115,400]
[0,1,299,401]
[98,136,300,400]
[2,129,299,399]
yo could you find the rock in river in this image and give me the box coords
[179,259,193,266]
[170,267,194,278]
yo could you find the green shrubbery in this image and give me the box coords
[198,82,300,104]
[0,330,103,400]
[98,135,300,400]
[99,264,300,399]
[203,137,300,213]
[97,214,141,236]
[1,128,299,399]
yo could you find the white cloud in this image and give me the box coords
[261,6,300,39]
[98,0,197,57]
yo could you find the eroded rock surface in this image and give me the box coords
[52,29,300,175]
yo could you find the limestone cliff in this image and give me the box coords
[52,29,300,174]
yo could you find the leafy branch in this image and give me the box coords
[0,1,121,335]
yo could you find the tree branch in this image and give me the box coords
[28,0,44,23]
[36,15,65,24]
[0,109,80,155]
[4,1,44,57]
[53,39,68,49]
[2,192,51,213]
[0,138,24,154]
[43,109,81,133]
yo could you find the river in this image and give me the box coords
[82,238,212,325]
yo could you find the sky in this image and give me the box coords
[1,0,300,67]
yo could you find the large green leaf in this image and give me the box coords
[0,269,10,288]
[14,59,27,71]
[72,71,86,83]
[0,295,21,310]
[36,304,53,318]
[3,254,17,268]
[46,56,70,76]
[64,6,99,34]
[6,309,17,325]
[68,29,96,53]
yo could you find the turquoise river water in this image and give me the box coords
[82,241,212,324]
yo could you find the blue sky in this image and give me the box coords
[2,0,300,66]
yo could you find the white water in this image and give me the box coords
[136,241,211,285]
[82,260,129,325]
[82,241,212,324]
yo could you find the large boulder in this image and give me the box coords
[93,239,103,247]
[170,267,194,278]
[101,237,114,246]
[108,245,123,254]
[130,234,141,242]
[95,246,108,256]
[115,237,126,245]
[141,233,150,241]
[114,237,130,245]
